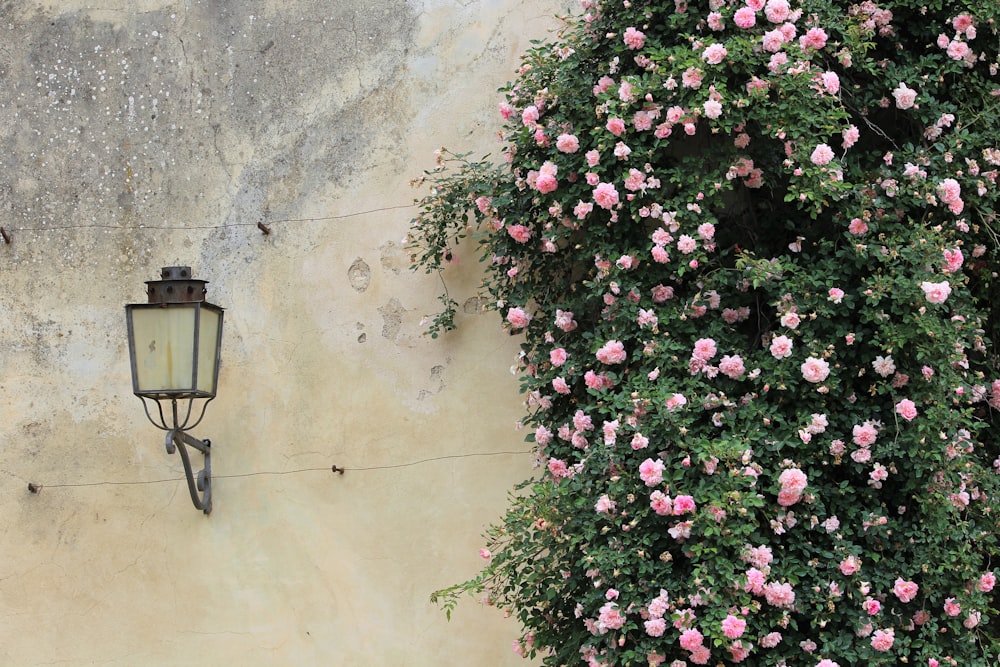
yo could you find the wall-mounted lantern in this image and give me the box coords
[125,266,224,514]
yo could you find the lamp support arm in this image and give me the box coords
[165,429,212,514]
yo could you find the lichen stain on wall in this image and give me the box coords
[0,0,569,664]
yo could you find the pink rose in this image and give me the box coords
[639,458,665,486]
[733,7,756,28]
[893,578,919,603]
[673,494,696,515]
[606,117,626,136]
[892,82,917,109]
[702,43,728,65]
[810,143,835,166]
[800,27,828,50]
[623,26,646,49]
[943,597,961,616]
[596,339,627,364]
[644,617,666,637]
[507,224,531,243]
[769,334,794,359]
[719,354,746,379]
[801,356,831,383]
[721,615,746,639]
[870,629,894,652]
[550,347,568,366]
[978,572,996,592]
[895,398,918,421]
[552,377,571,394]
[839,556,861,576]
[692,337,718,361]
[555,133,580,153]
[679,628,704,651]
[650,490,672,515]
[920,280,952,304]
[593,182,620,209]
[828,287,845,303]
[763,581,795,608]
[506,306,531,329]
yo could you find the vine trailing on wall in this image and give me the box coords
[408,0,1000,665]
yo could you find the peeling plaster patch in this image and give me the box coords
[347,257,370,292]
[377,297,403,340]
[378,240,403,274]
[463,296,488,314]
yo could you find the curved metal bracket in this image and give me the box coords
[165,429,212,514]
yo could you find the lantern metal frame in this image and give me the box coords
[125,266,224,515]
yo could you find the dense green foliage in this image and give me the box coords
[411,1,1000,664]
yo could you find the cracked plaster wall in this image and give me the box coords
[0,0,571,663]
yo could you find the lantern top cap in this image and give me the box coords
[145,266,210,304]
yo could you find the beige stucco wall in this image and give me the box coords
[0,1,569,663]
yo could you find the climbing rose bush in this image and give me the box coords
[410,0,1000,664]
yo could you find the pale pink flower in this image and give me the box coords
[892,82,917,109]
[762,29,785,52]
[839,555,861,576]
[585,149,600,167]
[552,377,570,394]
[895,398,918,421]
[598,601,625,630]
[521,105,539,127]
[810,143,835,166]
[679,628,704,651]
[697,222,715,240]
[764,0,790,23]
[692,338,718,361]
[556,133,580,153]
[665,393,687,411]
[764,581,795,608]
[942,248,964,273]
[799,27,828,51]
[734,7,757,28]
[864,599,882,615]
[779,467,808,493]
[702,43,728,65]
[745,568,766,595]
[550,347,568,367]
[506,306,531,329]
[780,311,800,328]
[801,356,831,383]
[937,178,964,214]
[821,71,840,95]
[596,339,627,364]
[677,234,698,254]
[640,458,665,486]
[872,355,895,377]
[816,660,840,667]
[623,26,646,49]
[870,629,894,652]
[760,632,782,648]
[944,598,962,616]
[947,40,970,61]
[978,572,996,592]
[606,117,626,136]
[893,578,919,603]
[842,125,860,148]
[848,217,868,234]
[920,280,952,304]
[721,615,746,639]
[593,182,620,209]
[719,354,746,379]
[645,617,667,636]
[574,201,594,219]
[703,99,723,119]
[507,224,532,243]
[770,334,794,359]
[828,287,845,303]
[650,490,673,515]
[595,494,616,514]
[853,422,878,446]
[673,495,696,515]
[554,309,577,332]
